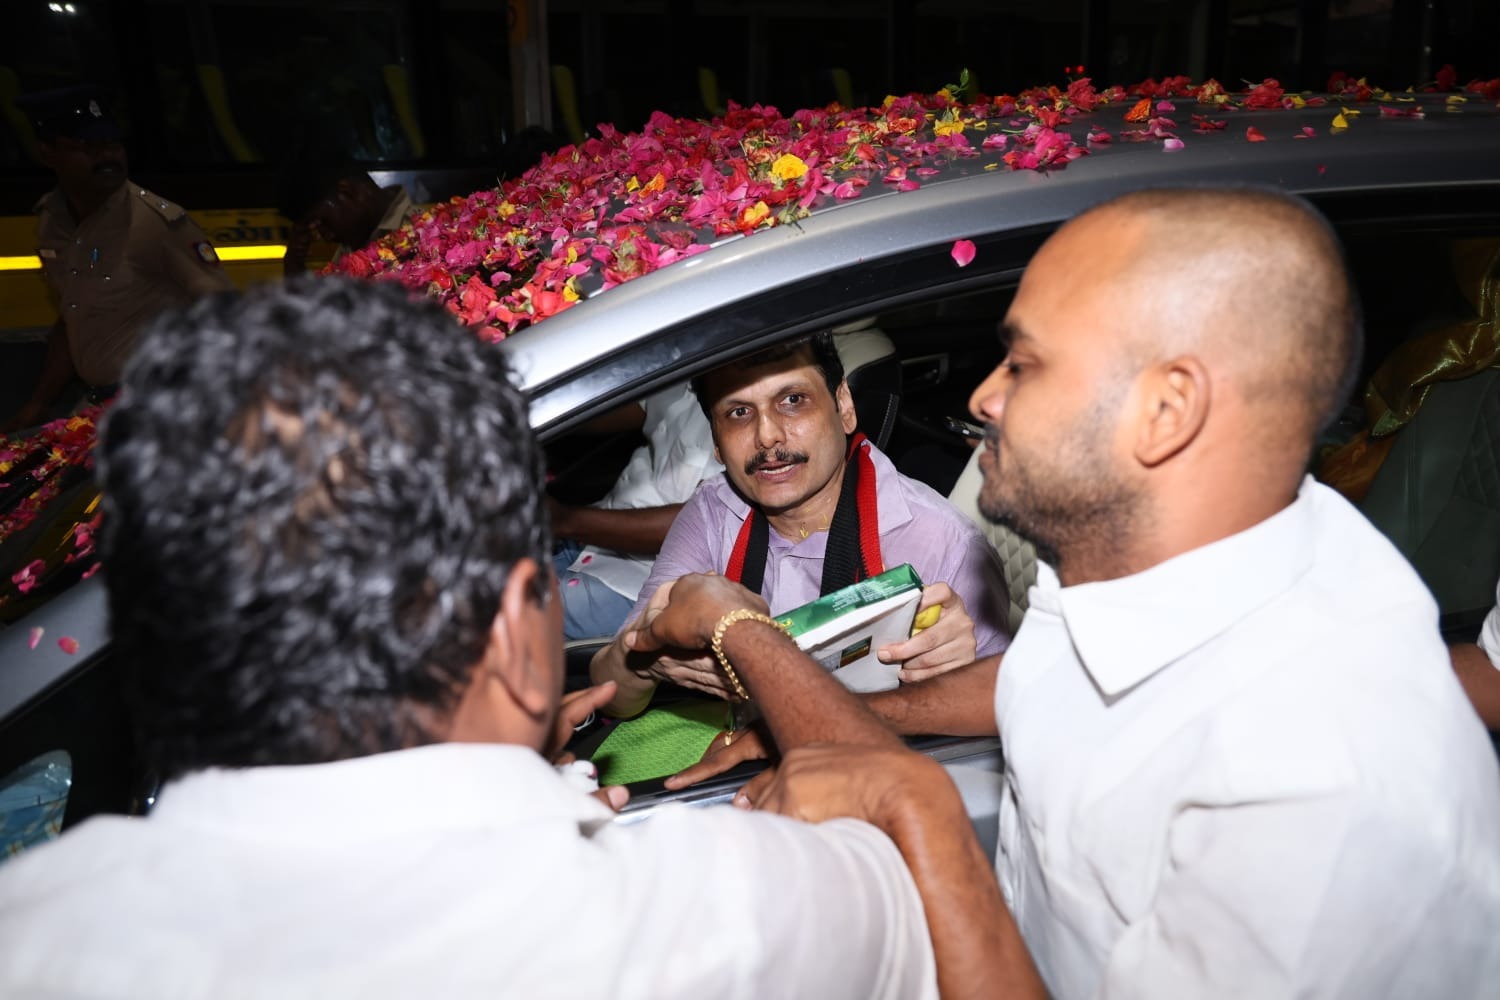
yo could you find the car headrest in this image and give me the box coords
[834,328,902,450]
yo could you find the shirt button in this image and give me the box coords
[102,274,111,281]
[69,303,77,310]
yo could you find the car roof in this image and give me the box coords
[504,94,1500,426]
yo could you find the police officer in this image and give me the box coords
[3,88,233,432]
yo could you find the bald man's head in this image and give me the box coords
[1072,187,1362,443]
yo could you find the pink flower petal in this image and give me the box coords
[57,636,79,655]
[1156,100,1176,112]
[1162,138,1185,151]
[951,239,977,268]
[28,626,43,650]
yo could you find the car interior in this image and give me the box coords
[4,206,1500,854]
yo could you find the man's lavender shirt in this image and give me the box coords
[621,442,1011,656]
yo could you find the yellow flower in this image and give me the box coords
[1288,94,1306,109]
[563,279,580,303]
[1331,111,1351,131]
[934,116,965,137]
[378,246,397,262]
[770,153,808,182]
[65,416,89,432]
[565,245,579,265]
[498,201,517,218]
[626,176,640,192]
[882,94,898,108]
[743,201,770,228]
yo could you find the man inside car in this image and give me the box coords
[659,187,1500,995]
[589,331,1010,719]
[0,278,1042,1000]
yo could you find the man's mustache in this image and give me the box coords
[983,425,1000,451]
[745,449,808,475]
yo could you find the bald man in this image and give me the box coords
[662,188,1500,998]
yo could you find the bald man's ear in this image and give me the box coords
[1132,356,1210,467]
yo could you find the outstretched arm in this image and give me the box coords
[551,498,684,556]
[629,573,1043,1000]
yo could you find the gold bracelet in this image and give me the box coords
[710,609,792,702]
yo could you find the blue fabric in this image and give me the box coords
[554,540,637,639]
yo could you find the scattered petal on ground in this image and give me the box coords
[951,239,977,267]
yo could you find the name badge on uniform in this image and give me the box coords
[194,241,220,265]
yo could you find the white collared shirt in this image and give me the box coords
[568,384,722,599]
[0,743,936,999]
[1476,578,1500,670]
[995,477,1500,999]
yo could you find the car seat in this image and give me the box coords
[1359,366,1500,629]
[834,324,902,450]
[948,447,1036,636]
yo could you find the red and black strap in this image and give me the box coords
[725,433,883,598]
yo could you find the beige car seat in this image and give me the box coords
[948,446,1036,635]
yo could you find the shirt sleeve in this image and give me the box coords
[155,217,235,299]
[616,487,724,635]
[939,519,1012,656]
[603,808,938,1000]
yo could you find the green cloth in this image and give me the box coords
[592,700,733,786]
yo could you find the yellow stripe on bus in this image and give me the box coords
[0,245,287,270]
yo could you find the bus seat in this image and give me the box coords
[697,66,726,117]
[831,67,854,108]
[381,65,427,158]
[834,326,902,451]
[195,64,259,163]
[1360,366,1500,627]
[551,64,586,146]
[948,446,1035,635]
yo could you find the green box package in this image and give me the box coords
[774,563,925,693]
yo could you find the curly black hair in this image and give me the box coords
[98,277,549,780]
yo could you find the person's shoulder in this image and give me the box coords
[889,465,987,541]
[129,185,189,226]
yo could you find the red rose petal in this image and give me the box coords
[951,239,977,268]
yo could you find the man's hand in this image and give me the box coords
[732,742,937,826]
[644,650,737,700]
[664,724,770,789]
[624,573,768,654]
[545,681,618,762]
[282,218,325,276]
[878,582,978,683]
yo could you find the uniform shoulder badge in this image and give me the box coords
[193,241,220,265]
[137,187,187,223]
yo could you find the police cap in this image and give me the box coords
[16,86,123,142]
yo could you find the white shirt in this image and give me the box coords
[1476,578,1500,669]
[0,743,936,1000]
[994,477,1500,999]
[568,384,721,599]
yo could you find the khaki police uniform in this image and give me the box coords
[35,182,233,388]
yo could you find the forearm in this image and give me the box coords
[864,655,1002,737]
[884,760,1046,1000]
[588,637,658,718]
[1451,642,1500,730]
[721,620,903,751]
[553,503,684,555]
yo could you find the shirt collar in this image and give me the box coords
[148,743,615,845]
[707,438,913,544]
[1046,476,1320,698]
